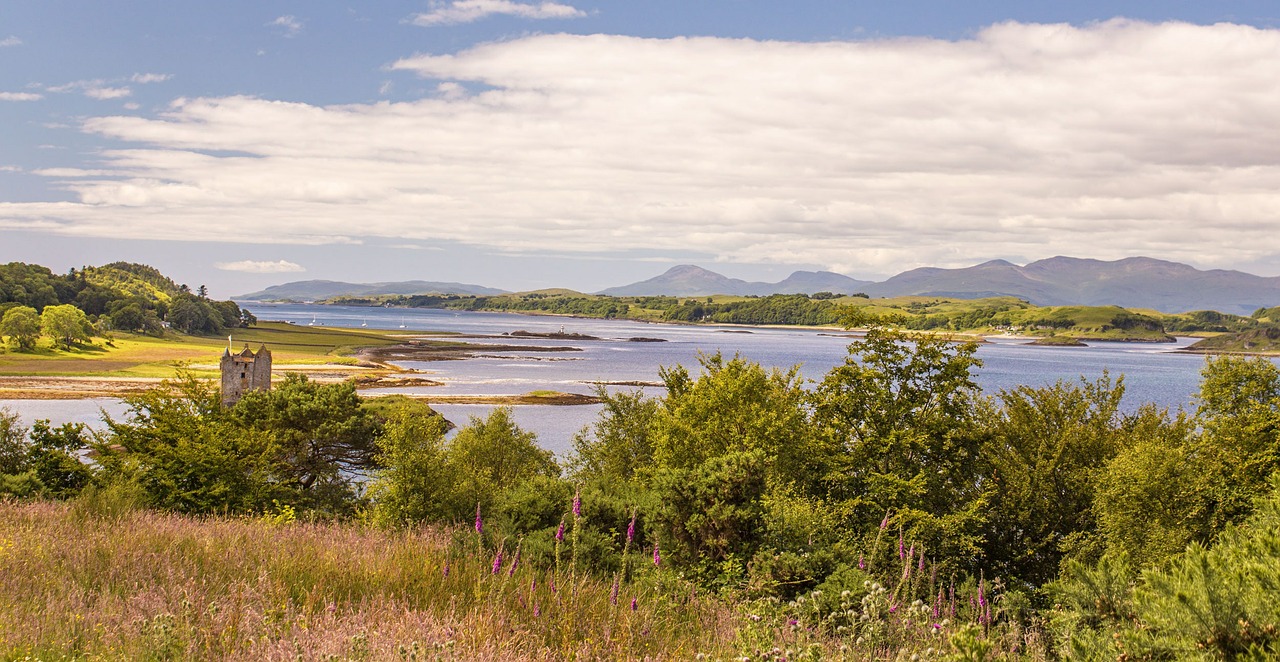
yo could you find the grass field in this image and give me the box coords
[0,322,422,379]
[0,500,737,660]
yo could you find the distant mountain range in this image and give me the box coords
[596,265,874,297]
[603,258,1280,315]
[239,257,1280,315]
[237,279,507,301]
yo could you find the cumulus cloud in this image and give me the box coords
[411,0,585,26]
[0,92,42,101]
[6,21,1280,275]
[215,260,306,273]
[269,15,303,37]
[0,36,21,47]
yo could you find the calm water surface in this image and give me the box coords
[4,303,1269,457]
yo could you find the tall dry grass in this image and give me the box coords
[0,499,740,660]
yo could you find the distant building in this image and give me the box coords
[221,343,272,407]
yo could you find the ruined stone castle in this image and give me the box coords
[220,343,272,407]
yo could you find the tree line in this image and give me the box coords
[0,261,253,349]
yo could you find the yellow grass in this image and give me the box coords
[0,322,414,379]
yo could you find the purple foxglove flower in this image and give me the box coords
[534,603,541,618]
[653,541,661,567]
[918,553,925,572]
[857,554,865,570]
[631,597,637,611]
[555,518,565,542]
[492,550,503,574]
[610,577,619,605]
[880,511,890,530]
[508,551,519,576]
[572,490,581,517]
[475,503,483,535]
[978,578,987,608]
[626,512,636,544]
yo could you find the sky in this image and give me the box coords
[2,1,1280,298]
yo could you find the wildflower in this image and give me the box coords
[918,552,925,573]
[626,511,636,544]
[653,541,661,567]
[474,502,483,535]
[610,576,619,605]
[857,554,865,570]
[572,490,581,517]
[491,549,503,574]
[534,603,541,618]
[880,510,890,530]
[442,561,449,577]
[555,518,565,542]
[631,597,638,611]
[508,550,519,576]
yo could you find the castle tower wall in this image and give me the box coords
[221,344,272,407]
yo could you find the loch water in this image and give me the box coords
[5,302,1271,457]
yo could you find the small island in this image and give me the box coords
[1027,335,1088,347]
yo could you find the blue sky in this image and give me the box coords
[3,2,1279,297]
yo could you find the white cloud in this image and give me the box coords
[411,0,585,26]
[5,21,1280,276]
[215,260,306,273]
[0,92,42,101]
[269,15,303,37]
[131,73,173,84]
[84,86,132,100]
[0,36,21,47]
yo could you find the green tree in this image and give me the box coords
[653,352,815,487]
[0,407,27,476]
[652,449,768,578]
[811,325,988,569]
[1185,355,1280,535]
[167,297,220,334]
[444,407,559,518]
[366,405,453,527]
[1051,479,1280,659]
[98,374,287,514]
[1,305,41,351]
[1093,405,1213,568]
[981,374,1129,587]
[569,387,659,484]
[231,374,381,511]
[39,303,92,349]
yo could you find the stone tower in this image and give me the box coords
[220,343,272,407]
